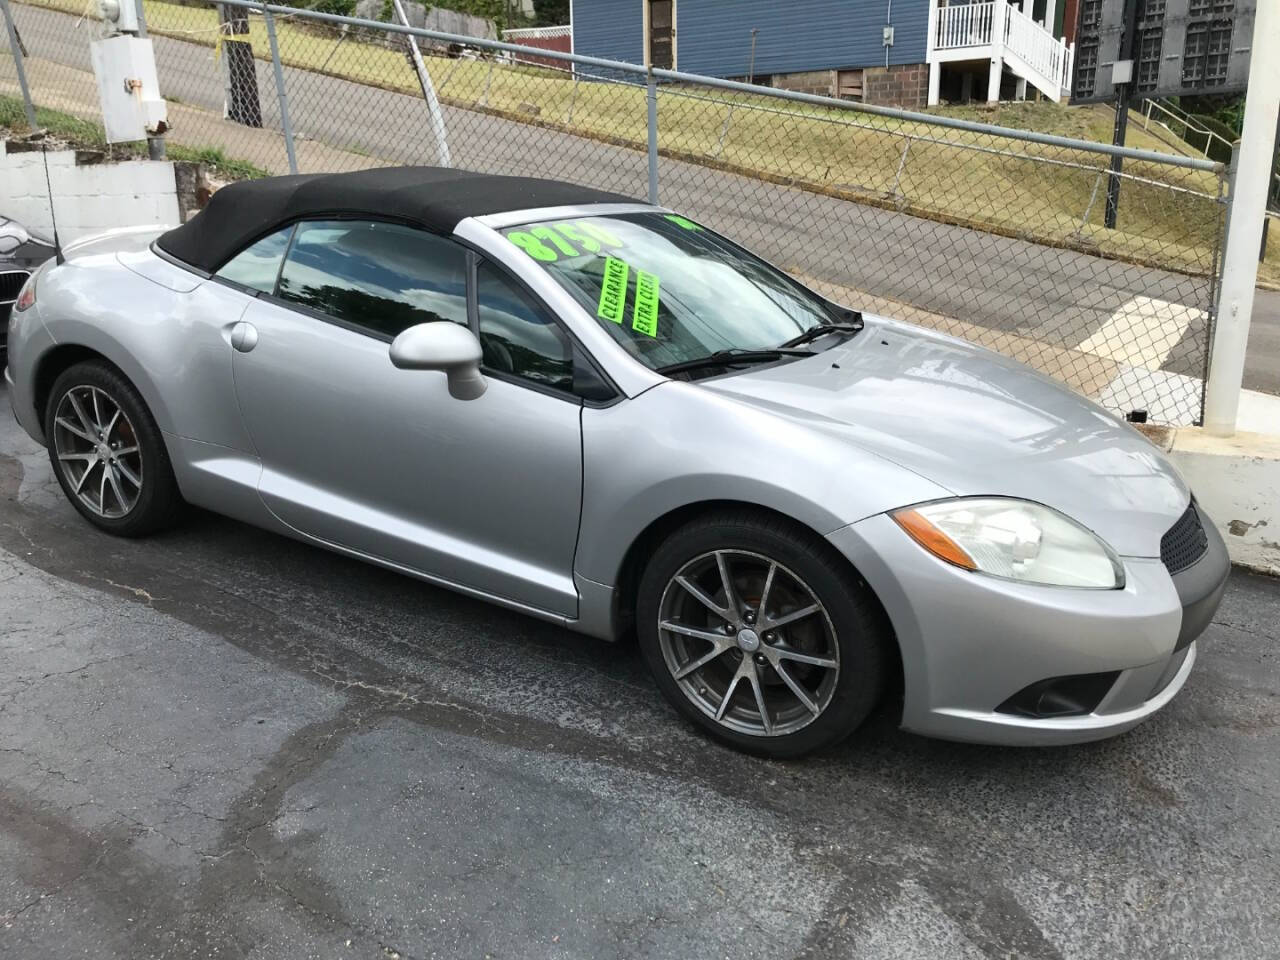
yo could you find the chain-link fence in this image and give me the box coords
[1,0,1229,425]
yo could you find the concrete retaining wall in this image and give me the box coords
[0,141,181,242]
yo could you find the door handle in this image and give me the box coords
[230,321,259,353]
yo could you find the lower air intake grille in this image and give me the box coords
[1161,503,1208,575]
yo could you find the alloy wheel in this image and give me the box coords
[657,549,840,737]
[52,385,144,519]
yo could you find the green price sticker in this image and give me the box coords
[597,256,630,324]
[507,220,627,262]
[663,214,702,231]
[632,269,660,338]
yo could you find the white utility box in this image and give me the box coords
[90,35,168,143]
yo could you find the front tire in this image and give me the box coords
[637,510,889,758]
[44,360,183,536]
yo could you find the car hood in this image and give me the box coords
[701,316,1188,558]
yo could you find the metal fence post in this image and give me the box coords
[263,7,299,175]
[130,0,168,158]
[890,135,912,204]
[390,0,450,167]
[0,0,38,130]
[646,67,659,204]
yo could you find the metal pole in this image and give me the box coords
[1204,0,1280,436]
[1104,0,1138,230]
[1,0,38,130]
[263,8,297,174]
[890,136,912,203]
[129,0,167,157]
[747,27,758,85]
[390,0,449,166]
[1259,111,1280,263]
[565,73,578,123]
[218,3,263,128]
[646,67,659,203]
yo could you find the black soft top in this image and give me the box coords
[156,166,639,274]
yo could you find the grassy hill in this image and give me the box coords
[8,0,1274,284]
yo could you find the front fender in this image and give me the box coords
[575,382,949,587]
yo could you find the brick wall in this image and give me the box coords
[863,63,929,108]
[769,63,928,107]
[0,142,181,242]
[770,69,839,97]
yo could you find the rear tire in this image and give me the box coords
[44,360,184,537]
[637,509,889,758]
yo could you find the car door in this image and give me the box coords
[228,219,587,617]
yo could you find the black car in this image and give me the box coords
[2,215,57,362]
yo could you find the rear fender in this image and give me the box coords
[32,254,256,453]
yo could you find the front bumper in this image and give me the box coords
[828,504,1228,746]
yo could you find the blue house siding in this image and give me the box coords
[571,0,929,76]
[677,0,928,76]
[571,0,644,69]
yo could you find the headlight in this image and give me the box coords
[893,498,1124,589]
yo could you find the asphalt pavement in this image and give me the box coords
[1247,288,1280,397]
[2,380,1279,959]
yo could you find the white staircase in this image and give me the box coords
[929,0,1074,104]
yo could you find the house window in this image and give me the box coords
[1075,40,1099,98]
[1134,0,1165,94]
[1182,18,1233,87]
[1187,0,1233,15]
[1135,30,1163,91]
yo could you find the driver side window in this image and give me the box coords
[476,261,575,394]
[276,220,469,340]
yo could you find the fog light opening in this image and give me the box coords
[996,671,1121,719]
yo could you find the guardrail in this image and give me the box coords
[1140,97,1235,159]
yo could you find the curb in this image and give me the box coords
[1140,424,1280,576]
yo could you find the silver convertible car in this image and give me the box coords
[6,167,1229,757]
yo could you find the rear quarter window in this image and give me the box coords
[214,226,294,293]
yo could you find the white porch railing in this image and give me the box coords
[935,1,997,50]
[502,24,571,40]
[933,1,1074,100]
[1004,3,1073,96]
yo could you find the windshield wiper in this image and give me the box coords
[778,314,864,349]
[656,347,815,377]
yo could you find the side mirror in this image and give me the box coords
[389,322,487,400]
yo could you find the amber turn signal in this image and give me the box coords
[892,508,977,571]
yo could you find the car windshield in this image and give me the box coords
[498,212,836,372]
